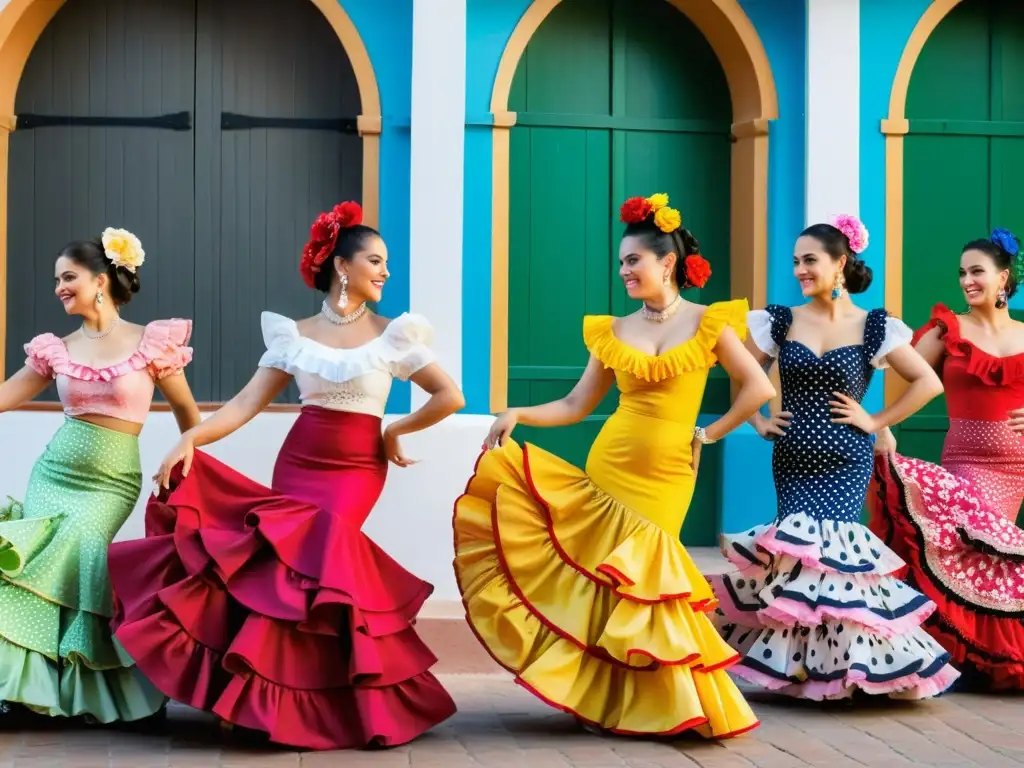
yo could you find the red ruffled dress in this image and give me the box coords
[107,312,456,748]
[870,303,1024,689]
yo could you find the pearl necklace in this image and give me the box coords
[81,314,120,339]
[321,300,367,325]
[641,294,682,323]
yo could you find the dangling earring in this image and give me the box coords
[831,272,844,301]
[997,289,1008,309]
[337,274,349,310]
[96,292,104,306]
[663,272,670,286]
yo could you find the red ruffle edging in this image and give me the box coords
[869,455,1024,689]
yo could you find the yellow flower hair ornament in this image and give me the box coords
[101,227,145,273]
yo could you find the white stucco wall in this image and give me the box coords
[805,0,860,224]
[3,411,490,602]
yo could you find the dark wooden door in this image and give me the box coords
[7,0,363,402]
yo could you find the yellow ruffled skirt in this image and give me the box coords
[453,440,759,737]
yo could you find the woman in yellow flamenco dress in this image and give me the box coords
[453,195,776,738]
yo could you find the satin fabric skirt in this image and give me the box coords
[107,407,456,749]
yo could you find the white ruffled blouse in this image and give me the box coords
[748,309,914,369]
[258,312,434,417]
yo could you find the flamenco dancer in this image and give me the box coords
[454,194,776,737]
[0,231,197,723]
[870,229,1024,690]
[711,216,961,699]
[106,202,463,749]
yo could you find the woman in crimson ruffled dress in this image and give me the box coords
[870,229,1024,690]
[106,202,464,749]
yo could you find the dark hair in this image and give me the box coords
[962,235,1021,300]
[312,224,381,293]
[622,219,703,289]
[57,238,140,305]
[800,223,873,294]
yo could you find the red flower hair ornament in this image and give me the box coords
[300,201,364,288]
[618,194,712,289]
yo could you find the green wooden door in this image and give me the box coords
[901,0,1024,520]
[506,0,732,544]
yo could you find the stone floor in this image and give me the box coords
[3,674,1023,766]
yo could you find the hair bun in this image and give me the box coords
[843,257,873,294]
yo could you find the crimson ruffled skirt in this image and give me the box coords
[870,444,1024,691]
[107,407,456,749]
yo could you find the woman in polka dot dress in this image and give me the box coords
[711,216,961,699]
[870,229,1024,690]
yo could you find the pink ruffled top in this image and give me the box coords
[913,303,1024,420]
[24,319,194,425]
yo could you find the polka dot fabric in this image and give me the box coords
[711,305,959,699]
[0,419,165,721]
[869,303,1024,689]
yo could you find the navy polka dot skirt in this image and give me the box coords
[710,305,959,699]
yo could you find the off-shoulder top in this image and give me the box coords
[913,303,1024,420]
[24,319,194,425]
[747,306,913,369]
[258,312,434,417]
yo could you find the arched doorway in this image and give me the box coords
[894,0,1024,462]
[0,0,380,403]
[505,0,734,544]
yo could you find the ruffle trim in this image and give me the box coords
[453,440,759,738]
[24,319,193,381]
[258,311,434,383]
[712,516,958,699]
[109,451,455,749]
[918,303,1024,386]
[582,299,748,382]
[868,454,1024,685]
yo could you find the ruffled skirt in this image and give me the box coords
[870,442,1024,690]
[0,418,165,722]
[107,408,455,749]
[711,507,959,699]
[453,440,759,738]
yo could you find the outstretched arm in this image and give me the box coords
[153,367,292,488]
[484,356,615,449]
[0,367,51,412]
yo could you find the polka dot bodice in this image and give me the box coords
[768,305,888,524]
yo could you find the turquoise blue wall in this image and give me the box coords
[719,0,805,534]
[460,0,808,415]
[859,0,933,415]
[339,0,414,412]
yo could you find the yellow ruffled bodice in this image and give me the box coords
[582,299,748,532]
[452,299,758,738]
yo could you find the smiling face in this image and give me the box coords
[618,234,675,301]
[960,248,1007,308]
[793,234,844,299]
[53,255,105,316]
[336,233,389,304]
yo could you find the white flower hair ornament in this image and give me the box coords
[101,227,145,273]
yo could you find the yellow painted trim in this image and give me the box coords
[0,0,383,380]
[882,0,963,405]
[488,0,779,411]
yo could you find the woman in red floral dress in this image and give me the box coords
[870,229,1024,690]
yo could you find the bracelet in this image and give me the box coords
[693,426,717,445]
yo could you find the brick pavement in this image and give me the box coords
[0,675,1022,766]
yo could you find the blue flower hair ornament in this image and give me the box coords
[990,228,1024,282]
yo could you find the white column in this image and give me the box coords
[805,0,860,224]
[408,0,467,408]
